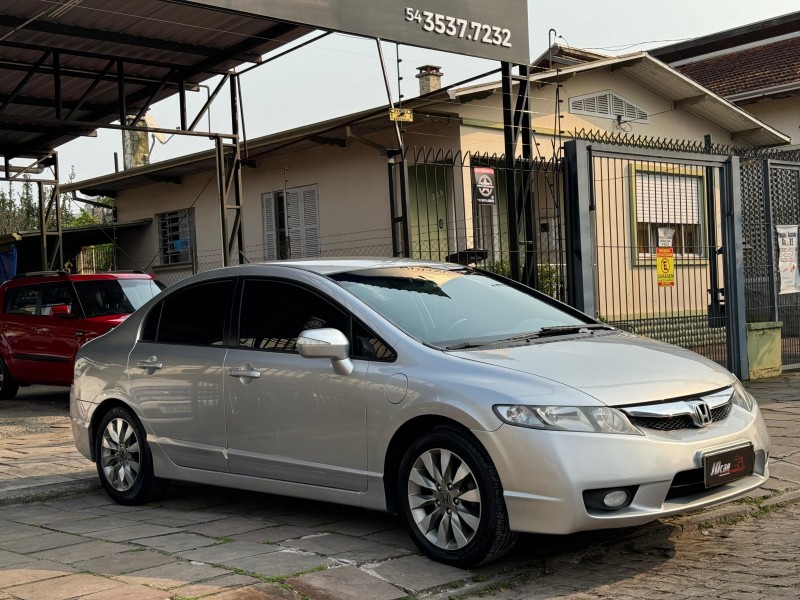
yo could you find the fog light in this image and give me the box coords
[603,489,630,508]
[583,486,637,511]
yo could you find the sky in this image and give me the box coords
[56,0,800,187]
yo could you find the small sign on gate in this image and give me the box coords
[656,247,675,287]
[472,167,496,205]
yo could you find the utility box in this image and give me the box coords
[746,322,782,380]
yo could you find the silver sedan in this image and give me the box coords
[71,258,770,567]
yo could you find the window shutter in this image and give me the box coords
[635,172,701,224]
[262,192,277,260]
[285,188,302,259]
[302,186,320,257]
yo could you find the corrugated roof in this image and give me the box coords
[0,0,311,158]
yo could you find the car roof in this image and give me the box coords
[249,257,465,276]
[2,271,157,287]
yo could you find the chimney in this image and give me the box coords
[122,114,151,169]
[416,65,443,95]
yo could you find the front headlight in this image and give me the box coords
[493,404,643,435]
[731,381,756,412]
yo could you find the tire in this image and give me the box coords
[0,357,19,400]
[397,424,518,568]
[94,406,169,505]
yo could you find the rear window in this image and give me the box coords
[3,286,39,315]
[74,279,162,318]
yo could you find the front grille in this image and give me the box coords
[627,399,732,431]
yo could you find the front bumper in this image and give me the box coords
[474,405,771,535]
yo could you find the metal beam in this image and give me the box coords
[0,51,50,114]
[0,15,261,63]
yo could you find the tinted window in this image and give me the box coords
[4,286,39,315]
[352,319,395,361]
[239,280,347,353]
[74,279,162,317]
[41,283,75,316]
[157,280,234,346]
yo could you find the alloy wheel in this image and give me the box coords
[407,448,482,550]
[100,417,141,491]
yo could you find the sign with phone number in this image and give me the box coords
[180,0,529,63]
[404,8,513,49]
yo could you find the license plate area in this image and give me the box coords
[703,444,754,488]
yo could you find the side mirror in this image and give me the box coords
[50,304,71,318]
[296,328,354,376]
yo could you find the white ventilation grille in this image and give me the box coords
[569,90,648,122]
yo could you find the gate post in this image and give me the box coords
[563,140,597,316]
[723,156,749,379]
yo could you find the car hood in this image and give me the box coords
[447,331,734,406]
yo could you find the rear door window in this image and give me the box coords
[149,279,235,346]
[4,286,39,315]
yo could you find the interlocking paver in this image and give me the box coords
[165,573,261,598]
[371,554,471,594]
[222,550,333,579]
[288,565,407,600]
[175,540,278,563]
[0,559,78,588]
[131,532,217,553]
[29,540,130,563]
[0,531,85,554]
[116,560,229,590]
[279,532,411,563]
[5,573,123,600]
[186,516,276,537]
[70,549,175,576]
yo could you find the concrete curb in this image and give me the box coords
[0,477,99,507]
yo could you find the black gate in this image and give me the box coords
[565,139,747,377]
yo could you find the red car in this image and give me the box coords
[0,271,164,398]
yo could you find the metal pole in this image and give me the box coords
[38,180,47,270]
[214,136,230,267]
[724,156,749,379]
[763,159,779,322]
[229,74,245,263]
[501,62,520,280]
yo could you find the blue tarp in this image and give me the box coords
[0,247,17,282]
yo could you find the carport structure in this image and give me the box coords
[0,0,531,273]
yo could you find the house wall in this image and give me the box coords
[457,68,735,159]
[742,97,800,145]
[113,120,461,275]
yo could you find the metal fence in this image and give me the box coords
[741,159,800,367]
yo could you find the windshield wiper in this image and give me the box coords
[445,341,490,350]
[537,324,614,337]
[491,323,614,345]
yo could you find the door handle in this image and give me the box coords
[136,356,163,372]
[228,366,261,380]
[75,330,84,338]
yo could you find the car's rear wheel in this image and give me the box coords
[95,406,168,505]
[0,358,19,400]
[397,425,517,567]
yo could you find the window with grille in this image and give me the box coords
[632,167,705,259]
[569,90,648,122]
[158,208,196,265]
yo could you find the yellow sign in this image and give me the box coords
[389,108,414,122]
[656,247,675,287]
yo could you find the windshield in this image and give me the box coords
[331,266,591,347]
[74,279,163,318]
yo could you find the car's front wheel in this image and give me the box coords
[0,357,19,400]
[397,425,517,567]
[95,406,168,505]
